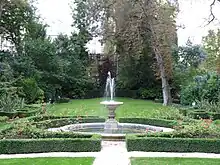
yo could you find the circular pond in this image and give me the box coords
[48,123,173,136]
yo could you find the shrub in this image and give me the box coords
[188,110,210,119]
[21,78,44,104]
[119,118,178,128]
[56,98,70,103]
[0,94,24,113]
[0,136,101,154]
[126,136,220,153]
[181,73,220,105]
[151,107,184,120]
[138,88,162,100]
[0,116,8,122]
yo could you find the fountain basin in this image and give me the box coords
[48,122,173,138]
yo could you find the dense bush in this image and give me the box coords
[119,118,178,128]
[0,94,24,113]
[181,73,220,105]
[136,119,220,139]
[0,136,101,154]
[0,116,8,122]
[188,110,210,119]
[151,107,184,120]
[56,98,70,103]
[20,78,44,104]
[138,88,162,100]
[0,107,41,118]
[126,136,220,153]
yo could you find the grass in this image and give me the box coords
[131,158,220,165]
[0,157,95,165]
[46,98,172,119]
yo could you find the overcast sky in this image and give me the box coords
[36,0,220,53]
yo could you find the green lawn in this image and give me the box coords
[131,158,220,165]
[47,98,171,119]
[0,157,94,165]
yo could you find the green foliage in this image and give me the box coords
[20,78,44,104]
[126,136,220,153]
[171,120,220,138]
[188,110,210,119]
[138,88,162,100]
[202,29,220,72]
[0,0,36,53]
[119,118,178,128]
[195,99,220,113]
[0,94,24,113]
[151,107,184,120]
[34,118,105,129]
[0,116,8,123]
[181,72,220,105]
[0,137,101,154]
[56,98,71,103]
[27,115,101,122]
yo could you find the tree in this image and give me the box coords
[0,0,36,54]
[202,30,220,74]
[87,0,178,105]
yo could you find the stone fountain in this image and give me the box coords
[100,72,123,131]
[48,71,173,138]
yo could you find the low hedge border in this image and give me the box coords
[27,115,101,122]
[34,117,105,128]
[188,111,220,120]
[126,135,220,153]
[29,130,94,139]
[0,108,41,118]
[0,135,101,154]
[119,118,178,128]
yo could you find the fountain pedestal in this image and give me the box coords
[100,101,123,131]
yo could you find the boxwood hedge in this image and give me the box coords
[119,118,178,128]
[126,135,220,153]
[34,117,105,128]
[0,135,101,154]
[27,115,102,122]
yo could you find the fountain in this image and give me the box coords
[100,72,123,131]
[48,71,173,139]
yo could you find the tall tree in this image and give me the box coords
[202,29,220,73]
[87,0,178,105]
[0,0,36,54]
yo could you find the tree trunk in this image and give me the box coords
[154,46,172,106]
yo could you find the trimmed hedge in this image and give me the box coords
[119,118,178,128]
[188,111,220,120]
[34,117,105,128]
[0,108,41,118]
[30,130,93,139]
[189,110,210,119]
[0,136,101,154]
[126,135,220,153]
[28,115,101,122]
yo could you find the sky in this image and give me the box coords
[36,0,220,53]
